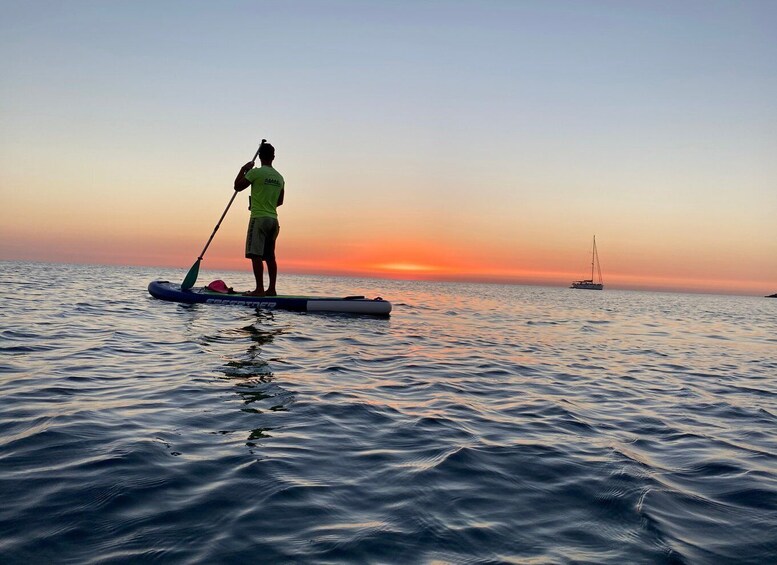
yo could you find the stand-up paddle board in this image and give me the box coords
[148,280,391,316]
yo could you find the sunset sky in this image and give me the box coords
[1,1,775,295]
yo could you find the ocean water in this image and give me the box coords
[1,261,776,564]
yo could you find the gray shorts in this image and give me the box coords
[245,216,280,259]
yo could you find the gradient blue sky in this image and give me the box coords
[2,1,776,293]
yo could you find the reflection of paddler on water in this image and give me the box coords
[217,319,291,447]
[233,140,285,297]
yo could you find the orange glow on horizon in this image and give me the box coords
[375,262,442,273]
[0,223,774,296]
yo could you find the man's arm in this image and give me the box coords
[234,162,253,191]
[277,188,285,207]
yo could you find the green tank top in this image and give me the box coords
[245,166,284,219]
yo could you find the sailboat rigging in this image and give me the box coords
[571,236,604,290]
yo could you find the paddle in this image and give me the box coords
[181,140,265,290]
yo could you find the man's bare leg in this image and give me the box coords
[245,256,265,296]
[266,258,278,296]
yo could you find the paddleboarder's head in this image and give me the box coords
[259,142,275,164]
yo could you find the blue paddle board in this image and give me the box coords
[148,280,391,316]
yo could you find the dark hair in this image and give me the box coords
[259,142,275,160]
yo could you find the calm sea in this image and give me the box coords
[1,261,776,564]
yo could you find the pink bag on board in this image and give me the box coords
[206,280,234,294]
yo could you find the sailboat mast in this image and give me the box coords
[593,236,603,284]
[591,236,596,281]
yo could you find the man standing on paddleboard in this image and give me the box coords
[234,141,284,296]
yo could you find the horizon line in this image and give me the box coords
[0,257,772,298]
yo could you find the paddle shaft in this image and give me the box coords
[196,191,237,259]
[196,144,263,260]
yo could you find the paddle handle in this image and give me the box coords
[197,140,265,259]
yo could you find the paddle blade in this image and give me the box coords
[181,259,201,290]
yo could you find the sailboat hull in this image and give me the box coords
[570,281,603,290]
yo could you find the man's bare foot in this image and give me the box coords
[265,288,277,296]
[244,289,265,297]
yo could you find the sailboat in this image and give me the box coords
[571,236,604,290]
